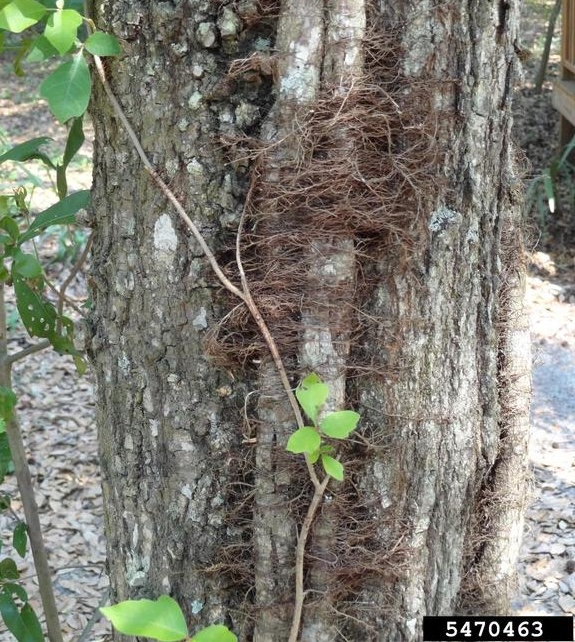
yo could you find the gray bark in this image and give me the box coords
[298,3,365,640]
[88,0,529,640]
[87,1,255,634]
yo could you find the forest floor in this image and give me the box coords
[0,2,574,640]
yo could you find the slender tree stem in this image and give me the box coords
[56,232,93,321]
[535,0,561,92]
[5,340,51,367]
[0,283,64,642]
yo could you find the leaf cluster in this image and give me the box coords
[526,134,575,236]
[101,596,237,642]
[0,0,120,362]
[286,373,360,481]
[0,139,89,358]
[0,0,121,122]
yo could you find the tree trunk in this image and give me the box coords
[88,1,529,640]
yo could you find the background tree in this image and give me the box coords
[87,0,531,640]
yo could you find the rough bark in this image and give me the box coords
[88,0,529,641]
[87,1,263,635]
[250,4,324,640]
[298,3,365,640]
[352,1,529,638]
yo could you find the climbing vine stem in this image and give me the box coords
[91,52,331,640]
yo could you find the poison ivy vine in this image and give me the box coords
[99,374,359,642]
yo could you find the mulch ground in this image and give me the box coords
[0,4,574,640]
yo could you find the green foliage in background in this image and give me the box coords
[526,135,575,238]
[0,0,117,637]
[0,137,88,358]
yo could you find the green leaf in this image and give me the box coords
[44,8,82,54]
[0,216,20,242]
[47,314,79,355]
[13,275,58,339]
[295,373,328,424]
[19,603,43,642]
[321,455,344,481]
[85,31,121,56]
[13,250,42,278]
[0,137,55,170]
[56,164,67,200]
[0,238,12,257]
[56,116,85,198]
[100,596,189,642]
[19,189,89,243]
[192,624,238,642]
[0,432,12,482]
[286,426,321,455]
[1,582,28,603]
[12,522,27,558]
[26,34,59,62]
[0,386,17,422]
[0,593,39,642]
[0,0,47,33]
[308,448,320,464]
[40,52,91,123]
[0,558,19,580]
[319,410,360,439]
[73,354,87,375]
[63,116,85,168]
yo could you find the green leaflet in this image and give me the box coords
[85,31,121,56]
[286,426,321,455]
[40,52,91,123]
[0,137,55,170]
[321,455,344,481]
[19,189,89,243]
[0,0,46,33]
[12,522,27,558]
[100,596,189,642]
[0,593,42,642]
[43,8,82,54]
[295,373,328,423]
[319,410,360,439]
[192,624,238,642]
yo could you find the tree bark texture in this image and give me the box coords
[88,1,529,640]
